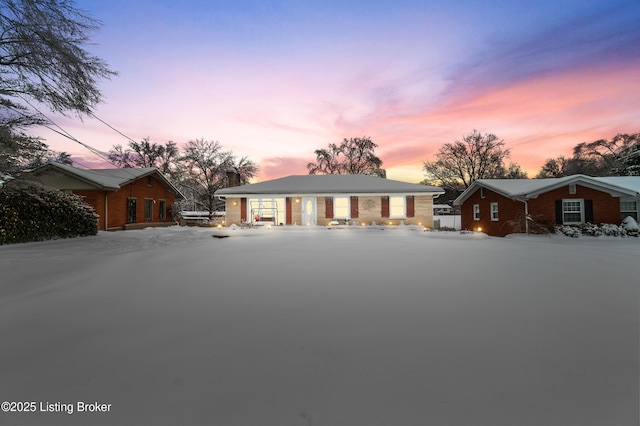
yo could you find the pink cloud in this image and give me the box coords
[258,156,311,181]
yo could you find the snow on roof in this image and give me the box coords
[454,174,640,205]
[594,176,640,195]
[37,162,184,197]
[217,174,444,196]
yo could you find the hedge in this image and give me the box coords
[0,181,98,244]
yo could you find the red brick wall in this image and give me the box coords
[73,175,178,230]
[461,184,622,237]
[528,185,620,225]
[460,188,525,237]
[73,190,108,230]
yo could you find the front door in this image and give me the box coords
[127,198,137,224]
[301,197,316,226]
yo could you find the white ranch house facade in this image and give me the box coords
[216,174,444,227]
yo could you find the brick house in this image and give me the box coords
[454,175,640,237]
[216,174,444,227]
[31,162,184,230]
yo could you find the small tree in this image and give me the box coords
[423,130,518,190]
[307,136,386,177]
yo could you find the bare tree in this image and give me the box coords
[0,0,116,127]
[108,138,180,179]
[0,125,71,182]
[536,132,640,177]
[423,130,516,190]
[179,139,258,216]
[307,137,386,177]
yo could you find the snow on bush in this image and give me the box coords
[0,181,98,244]
[556,225,581,238]
[556,220,639,238]
[579,222,603,237]
[622,216,639,237]
[601,223,625,237]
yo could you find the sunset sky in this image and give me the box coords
[32,0,640,183]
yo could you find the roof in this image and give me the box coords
[34,162,185,198]
[454,174,640,205]
[216,174,444,196]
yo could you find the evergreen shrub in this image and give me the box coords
[0,181,98,244]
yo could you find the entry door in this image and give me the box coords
[301,197,316,226]
[127,198,137,224]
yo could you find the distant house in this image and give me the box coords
[433,204,452,215]
[454,175,640,237]
[216,174,444,227]
[30,162,184,230]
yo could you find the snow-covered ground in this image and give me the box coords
[0,225,638,425]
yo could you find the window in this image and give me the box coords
[473,204,480,220]
[248,198,286,224]
[480,187,486,198]
[144,199,153,221]
[569,184,576,194]
[159,200,166,221]
[490,202,499,221]
[620,199,638,221]
[334,197,349,219]
[389,196,406,218]
[562,199,583,224]
[147,176,153,186]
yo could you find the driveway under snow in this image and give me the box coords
[0,226,638,425]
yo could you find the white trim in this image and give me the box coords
[473,204,480,220]
[490,202,499,221]
[389,195,407,219]
[562,199,584,224]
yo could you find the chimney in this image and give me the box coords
[226,167,240,188]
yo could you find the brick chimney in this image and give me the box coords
[226,167,240,187]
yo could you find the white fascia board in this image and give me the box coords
[218,191,443,198]
[523,176,637,199]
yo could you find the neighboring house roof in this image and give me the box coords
[433,204,452,209]
[216,174,444,197]
[33,162,185,198]
[454,174,640,205]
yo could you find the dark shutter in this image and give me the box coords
[240,198,247,222]
[406,196,415,217]
[555,200,562,224]
[350,196,359,218]
[286,197,292,225]
[381,196,390,218]
[585,199,593,223]
[325,197,333,218]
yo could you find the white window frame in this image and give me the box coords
[562,199,584,224]
[490,202,499,221]
[480,187,486,199]
[389,196,406,219]
[620,199,638,220]
[473,204,480,220]
[569,184,577,194]
[333,196,350,219]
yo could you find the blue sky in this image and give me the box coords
[35,0,640,181]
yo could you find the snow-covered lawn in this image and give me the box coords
[1,226,638,425]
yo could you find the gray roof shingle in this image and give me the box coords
[217,174,444,196]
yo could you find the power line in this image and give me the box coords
[89,112,139,146]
